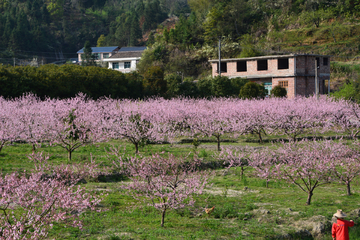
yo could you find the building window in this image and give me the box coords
[124,62,131,69]
[323,57,328,66]
[103,53,110,58]
[278,81,288,88]
[237,61,247,72]
[94,53,100,60]
[217,62,227,73]
[278,58,289,69]
[113,62,119,69]
[257,60,268,71]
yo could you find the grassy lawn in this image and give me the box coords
[45,172,360,239]
[1,134,360,239]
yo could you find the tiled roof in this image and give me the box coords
[77,46,119,54]
[109,51,144,58]
[119,46,146,52]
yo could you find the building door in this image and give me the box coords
[264,82,272,96]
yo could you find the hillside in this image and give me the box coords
[0,0,187,64]
[1,0,360,93]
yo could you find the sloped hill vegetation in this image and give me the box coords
[1,0,360,99]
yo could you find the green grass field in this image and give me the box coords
[1,134,360,239]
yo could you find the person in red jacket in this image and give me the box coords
[332,209,355,240]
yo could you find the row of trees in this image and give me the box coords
[218,140,360,205]
[2,94,360,233]
[0,65,282,99]
[0,94,357,160]
[0,65,143,99]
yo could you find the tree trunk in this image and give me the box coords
[258,131,263,143]
[161,209,166,227]
[135,143,139,154]
[306,191,313,205]
[32,143,36,153]
[347,182,352,196]
[68,150,72,162]
[216,136,221,151]
[266,179,269,188]
[240,166,244,179]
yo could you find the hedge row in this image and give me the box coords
[0,64,143,99]
[0,65,265,99]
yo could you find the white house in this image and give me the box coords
[103,47,146,73]
[77,46,120,63]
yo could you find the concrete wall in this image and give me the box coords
[77,52,113,62]
[108,59,138,73]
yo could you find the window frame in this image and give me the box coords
[124,61,131,69]
[237,61,247,72]
[278,81,288,88]
[278,58,289,70]
[112,62,119,69]
[323,57,329,66]
[217,62,227,73]
[94,53,100,60]
[257,59,268,71]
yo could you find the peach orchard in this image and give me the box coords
[1,94,360,238]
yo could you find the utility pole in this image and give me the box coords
[218,36,221,76]
[315,58,319,100]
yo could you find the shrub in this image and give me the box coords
[270,85,287,97]
[142,66,167,97]
[179,77,199,97]
[165,73,182,98]
[197,78,212,98]
[239,82,266,99]
[211,76,233,97]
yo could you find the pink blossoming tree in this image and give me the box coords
[49,95,105,161]
[216,146,250,179]
[0,153,102,239]
[328,140,360,195]
[114,152,211,227]
[273,140,334,205]
[247,147,278,188]
[0,97,19,153]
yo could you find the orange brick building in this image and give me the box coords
[209,54,330,98]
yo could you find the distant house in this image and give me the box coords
[209,54,331,98]
[102,47,146,73]
[77,46,120,63]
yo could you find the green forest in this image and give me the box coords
[2,0,360,99]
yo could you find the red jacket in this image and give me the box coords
[332,219,355,240]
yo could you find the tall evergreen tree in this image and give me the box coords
[2,14,14,47]
[82,40,95,66]
[15,11,31,50]
[129,12,142,46]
